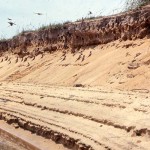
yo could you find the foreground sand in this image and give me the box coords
[0,120,67,150]
[0,82,150,149]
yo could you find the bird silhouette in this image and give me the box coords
[88,11,92,15]
[27,62,30,67]
[8,61,11,64]
[15,57,18,63]
[8,18,12,20]
[8,21,16,26]
[82,55,85,62]
[34,12,43,16]
[88,51,92,57]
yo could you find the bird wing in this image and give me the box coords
[34,12,43,15]
[8,22,16,25]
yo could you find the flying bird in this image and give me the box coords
[8,18,12,20]
[34,12,43,16]
[8,21,16,26]
[88,11,92,15]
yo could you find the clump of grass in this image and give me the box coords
[63,20,72,24]
[76,15,103,22]
[125,0,150,10]
[38,23,64,31]
[0,37,7,42]
[37,25,48,31]
[19,29,34,35]
[0,39,6,42]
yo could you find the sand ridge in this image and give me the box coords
[0,82,150,149]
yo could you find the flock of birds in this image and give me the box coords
[7,11,93,27]
[4,11,93,66]
[60,51,92,62]
[0,55,31,66]
[7,12,44,27]
[0,50,92,67]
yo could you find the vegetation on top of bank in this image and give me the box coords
[0,0,150,42]
[125,0,150,10]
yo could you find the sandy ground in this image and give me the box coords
[0,120,67,150]
[0,39,150,149]
[0,82,150,149]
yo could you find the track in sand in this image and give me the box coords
[0,82,150,150]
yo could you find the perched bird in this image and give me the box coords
[62,55,66,61]
[15,57,18,63]
[8,21,16,26]
[88,51,92,57]
[32,56,35,61]
[8,60,11,64]
[23,57,28,62]
[27,62,30,67]
[82,55,85,62]
[76,54,82,61]
[41,53,44,58]
[5,56,8,61]
[34,12,43,16]
[21,57,23,62]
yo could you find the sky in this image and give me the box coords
[0,0,124,39]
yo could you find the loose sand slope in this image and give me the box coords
[0,82,150,149]
[0,39,149,90]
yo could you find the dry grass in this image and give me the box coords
[125,0,150,10]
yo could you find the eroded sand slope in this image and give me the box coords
[0,39,149,90]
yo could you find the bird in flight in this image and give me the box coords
[8,21,16,27]
[8,18,12,20]
[88,11,92,15]
[34,12,43,15]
